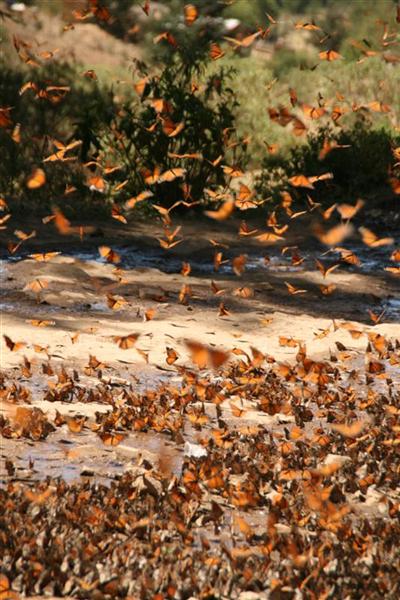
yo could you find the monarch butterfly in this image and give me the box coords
[359,227,394,248]
[99,246,121,264]
[166,347,179,365]
[24,279,49,294]
[302,104,326,120]
[315,260,340,278]
[26,319,55,327]
[185,340,230,370]
[331,421,366,438]
[223,30,261,48]
[315,223,353,246]
[320,283,336,295]
[28,252,60,262]
[319,49,342,61]
[204,200,234,221]
[209,43,224,61]
[3,335,26,352]
[181,262,191,276]
[26,167,46,189]
[289,174,314,189]
[218,302,230,317]
[285,281,307,295]
[232,254,247,276]
[98,432,126,446]
[113,334,140,349]
[256,231,284,243]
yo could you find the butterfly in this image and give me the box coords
[111,205,127,224]
[315,223,353,246]
[43,139,81,162]
[218,302,230,317]
[367,309,386,324]
[320,283,336,295]
[181,262,191,276]
[184,4,198,26]
[319,49,342,61]
[161,117,185,137]
[24,279,49,294]
[113,334,140,349]
[166,347,179,365]
[235,184,260,210]
[318,139,350,160]
[295,21,321,31]
[153,32,178,47]
[99,246,121,264]
[26,319,55,327]
[3,334,26,352]
[125,190,153,210]
[390,249,400,262]
[232,254,247,276]
[331,421,366,437]
[223,30,262,48]
[359,227,394,247]
[336,199,364,220]
[204,200,235,221]
[285,282,307,295]
[107,294,129,310]
[210,43,224,61]
[256,231,284,243]
[26,168,46,189]
[315,259,340,278]
[29,251,60,262]
[98,432,126,446]
[185,340,230,370]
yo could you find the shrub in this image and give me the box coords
[256,118,400,203]
[0,60,117,217]
[97,30,247,209]
[0,12,247,217]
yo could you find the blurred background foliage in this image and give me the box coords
[0,0,399,217]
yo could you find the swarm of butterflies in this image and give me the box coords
[1,1,400,598]
[1,326,400,597]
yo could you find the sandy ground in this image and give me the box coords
[1,216,399,371]
[1,215,399,488]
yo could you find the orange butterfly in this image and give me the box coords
[26,168,46,189]
[99,246,121,264]
[319,49,342,61]
[223,30,262,48]
[166,347,179,365]
[315,223,353,246]
[98,432,126,446]
[184,4,198,26]
[3,335,26,352]
[113,333,140,349]
[185,340,230,370]
[285,281,307,295]
[29,251,60,262]
[315,259,340,278]
[204,200,235,221]
[210,43,224,61]
[331,421,366,438]
[359,227,394,248]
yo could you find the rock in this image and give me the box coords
[184,441,207,458]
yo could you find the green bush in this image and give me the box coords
[0,19,246,217]
[97,36,247,209]
[256,118,400,202]
[0,60,117,217]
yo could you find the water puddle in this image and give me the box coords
[3,231,397,278]
[2,426,184,486]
